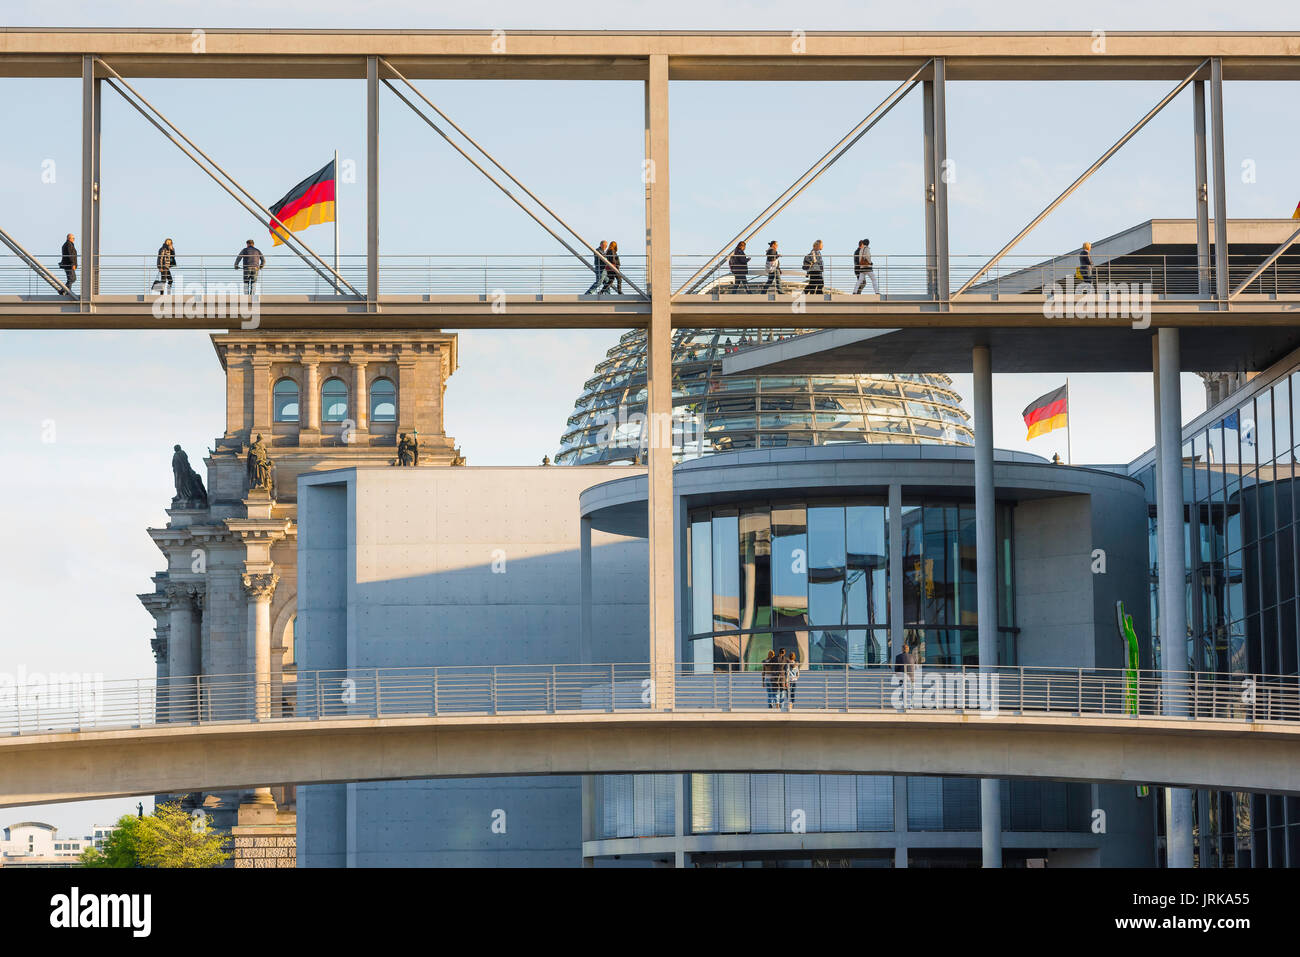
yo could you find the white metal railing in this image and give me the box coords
[4,253,1297,301]
[0,254,648,299]
[1,663,1296,737]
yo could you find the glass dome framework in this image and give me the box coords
[556,329,973,465]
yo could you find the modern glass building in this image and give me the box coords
[1132,359,1300,867]
[686,498,1015,671]
[560,299,1156,869]
[555,328,972,465]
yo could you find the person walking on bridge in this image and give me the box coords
[762,241,784,293]
[598,240,622,295]
[584,240,608,295]
[854,238,880,295]
[156,238,178,293]
[1078,241,1096,286]
[729,241,751,293]
[803,240,824,295]
[59,233,77,294]
[235,239,265,295]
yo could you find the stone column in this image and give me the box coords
[351,358,369,437]
[151,622,169,724]
[301,358,321,446]
[242,573,278,720]
[251,356,272,437]
[242,572,278,807]
[165,584,197,722]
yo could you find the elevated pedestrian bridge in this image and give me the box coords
[2,664,1298,807]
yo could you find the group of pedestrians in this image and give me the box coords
[725,238,878,296]
[761,648,801,709]
[583,240,623,295]
[51,234,267,296]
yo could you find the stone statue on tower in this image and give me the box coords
[246,434,272,493]
[171,445,208,506]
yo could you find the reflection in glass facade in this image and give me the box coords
[688,499,1015,668]
[555,329,972,464]
[1140,365,1300,867]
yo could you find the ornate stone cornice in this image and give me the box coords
[241,572,280,601]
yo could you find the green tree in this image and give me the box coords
[79,813,144,868]
[136,801,230,868]
[79,800,230,868]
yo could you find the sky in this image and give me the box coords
[3,1,1298,834]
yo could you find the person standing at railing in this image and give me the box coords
[853,238,880,295]
[763,240,784,293]
[774,648,790,707]
[598,240,622,295]
[584,240,609,295]
[729,241,752,293]
[785,649,800,708]
[1078,241,1096,286]
[762,649,779,708]
[156,238,178,293]
[59,233,77,294]
[234,239,265,295]
[803,240,824,295]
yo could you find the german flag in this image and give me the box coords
[268,160,335,246]
[1023,384,1068,440]
[1293,200,1300,220]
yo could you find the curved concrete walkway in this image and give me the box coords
[2,709,1298,808]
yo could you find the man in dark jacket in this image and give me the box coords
[584,241,608,295]
[235,239,265,294]
[1079,241,1095,286]
[156,238,178,292]
[803,239,824,295]
[59,233,77,293]
[728,241,751,293]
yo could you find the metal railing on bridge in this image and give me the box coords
[1,663,1296,736]
[4,253,1298,301]
[0,254,648,299]
[673,253,1300,299]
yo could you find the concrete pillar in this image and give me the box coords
[972,344,1002,868]
[165,584,197,721]
[1192,81,1211,298]
[888,483,904,662]
[81,54,99,304]
[367,55,379,307]
[242,572,278,806]
[579,516,593,663]
[1155,328,1195,867]
[645,53,675,709]
[893,774,908,867]
[922,58,950,304]
[1209,58,1229,302]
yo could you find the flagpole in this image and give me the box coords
[333,149,340,278]
[1066,377,1073,465]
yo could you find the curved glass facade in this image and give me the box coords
[687,497,1016,669]
[555,329,973,465]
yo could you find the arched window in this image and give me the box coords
[322,377,349,422]
[273,378,300,422]
[370,377,396,422]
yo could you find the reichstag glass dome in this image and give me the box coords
[555,329,972,465]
